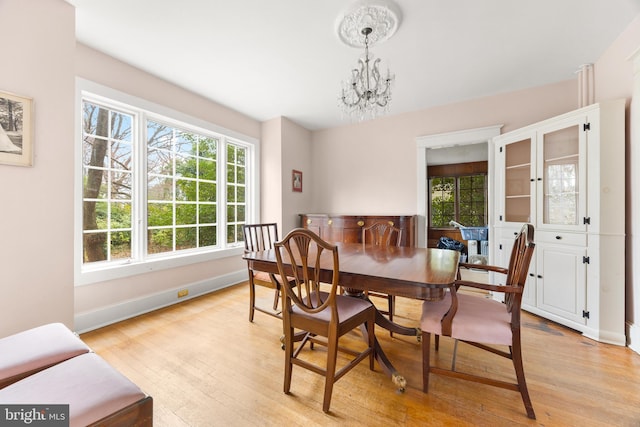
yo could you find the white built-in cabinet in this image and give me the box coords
[491,99,626,345]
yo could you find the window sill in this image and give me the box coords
[75,246,244,286]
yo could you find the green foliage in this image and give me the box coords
[430,175,486,227]
[147,132,222,252]
[84,106,245,260]
[431,177,455,227]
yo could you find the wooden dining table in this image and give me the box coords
[242,242,460,391]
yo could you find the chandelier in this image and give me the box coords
[336,0,401,121]
[339,27,394,121]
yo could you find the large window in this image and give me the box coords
[77,81,255,283]
[429,162,487,227]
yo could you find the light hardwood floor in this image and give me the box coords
[81,283,640,426]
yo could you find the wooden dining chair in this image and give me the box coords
[274,228,376,413]
[362,222,402,324]
[243,223,292,322]
[420,223,536,419]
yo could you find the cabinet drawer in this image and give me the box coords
[302,215,328,227]
[536,231,586,246]
[329,217,365,228]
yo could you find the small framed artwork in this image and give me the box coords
[292,169,303,192]
[0,90,33,167]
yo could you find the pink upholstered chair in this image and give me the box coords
[0,352,152,426]
[420,223,536,419]
[274,228,376,413]
[0,323,90,388]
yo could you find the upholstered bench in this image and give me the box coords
[0,322,91,388]
[0,352,152,426]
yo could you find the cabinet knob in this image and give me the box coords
[555,235,562,240]
[537,178,542,181]
[529,273,534,277]
[306,219,312,225]
[357,220,364,227]
[388,221,394,226]
[530,178,535,182]
[537,275,542,279]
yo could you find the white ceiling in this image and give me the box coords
[68,0,640,131]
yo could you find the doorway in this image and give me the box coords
[415,125,502,248]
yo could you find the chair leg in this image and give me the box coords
[272,284,280,311]
[422,331,431,392]
[512,334,536,419]
[283,327,294,395]
[248,278,256,322]
[451,339,458,370]
[323,331,339,413]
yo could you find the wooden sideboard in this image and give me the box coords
[299,214,416,247]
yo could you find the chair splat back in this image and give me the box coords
[362,221,402,247]
[243,223,292,322]
[276,229,339,314]
[361,222,402,327]
[243,223,279,252]
[504,223,535,313]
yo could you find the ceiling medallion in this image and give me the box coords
[335,0,402,48]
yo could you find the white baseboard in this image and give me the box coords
[582,326,627,346]
[74,270,247,334]
[627,321,640,355]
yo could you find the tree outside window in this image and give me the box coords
[430,174,487,227]
[81,98,250,266]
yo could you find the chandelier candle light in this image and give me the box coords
[337,0,401,121]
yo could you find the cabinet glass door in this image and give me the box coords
[542,126,579,225]
[504,138,532,223]
[537,118,586,231]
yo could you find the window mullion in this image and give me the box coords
[218,138,227,246]
[454,177,460,223]
[134,111,146,261]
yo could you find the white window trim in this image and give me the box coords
[74,78,260,286]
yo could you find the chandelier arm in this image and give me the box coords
[353,65,365,99]
[342,92,364,107]
[342,78,364,107]
[357,58,367,91]
[371,58,382,90]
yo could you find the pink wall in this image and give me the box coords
[0,0,76,336]
[281,118,312,233]
[260,118,284,229]
[595,14,640,102]
[310,80,577,214]
[76,44,261,140]
[260,117,312,234]
[592,14,640,349]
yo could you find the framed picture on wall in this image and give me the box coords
[292,169,303,192]
[0,90,33,167]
